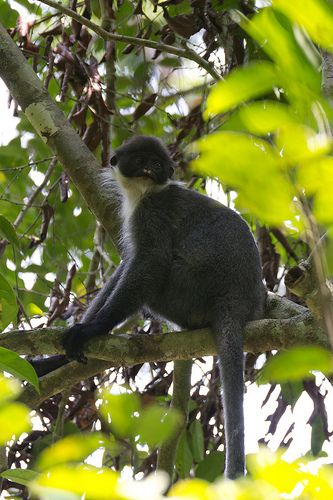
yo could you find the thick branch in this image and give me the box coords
[38,0,221,81]
[0,24,120,244]
[0,311,327,361]
[13,310,326,408]
[285,260,333,323]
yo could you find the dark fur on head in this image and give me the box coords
[110,135,175,184]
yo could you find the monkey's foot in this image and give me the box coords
[62,323,89,364]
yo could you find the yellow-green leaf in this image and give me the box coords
[205,61,277,117]
[0,402,31,443]
[192,132,294,224]
[31,465,122,500]
[259,346,333,384]
[0,374,20,403]
[100,390,140,438]
[277,125,331,164]
[240,8,321,97]
[273,0,333,51]
[36,433,112,471]
[298,157,333,224]
[135,405,182,447]
[234,101,301,135]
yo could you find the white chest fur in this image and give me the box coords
[113,168,166,224]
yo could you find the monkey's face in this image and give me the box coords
[110,136,175,185]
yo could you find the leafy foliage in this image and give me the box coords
[1,0,333,497]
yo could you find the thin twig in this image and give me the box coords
[14,157,58,229]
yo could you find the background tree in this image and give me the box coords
[1,0,333,498]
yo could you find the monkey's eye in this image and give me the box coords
[152,160,161,169]
[135,157,143,167]
[110,155,118,166]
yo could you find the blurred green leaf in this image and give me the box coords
[205,61,278,117]
[37,433,113,471]
[0,347,39,391]
[193,132,294,224]
[1,468,38,486]
[277,125,331,164]
[31,465,122,500]
[189,419,204,463]
[176,430,193,479]
[298,157,333,224]
[0,0,19,28]
[280,381,304,407]
[259,346,333,384]
[0,215,20,250]
[239,8,321,101]
[311,414,326,456]
[247,449,304,494]
[196,451,225,482]
[100,390,140,438]
[0,402,31,443]
[0,374,20,403]
[0,273,17,330]
[273,0,333,51]
[135,405,182,447]
[231,101,301,135]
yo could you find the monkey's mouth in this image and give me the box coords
[141,168,156,181]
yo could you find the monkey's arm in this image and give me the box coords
[81,261,125,322]
[63,254,167,362]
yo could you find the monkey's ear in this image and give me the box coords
[169,164,175,178]
[110,155,118,166]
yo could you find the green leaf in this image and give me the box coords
[259,346,333,384]
[280,381,304,407]
[0,0,19,28]
[31,464,122,500]
[135,405,182,447]
[0,374,21,403]
[273,0,333,51]
[0,347,39,391]
[195,451,225,482]
[298,157,333,224]
[189,420,204,463]
[0,273,17,330]
[175,431,193,479]
[0,402,31,443]
[239,8,321,100]
[276,125,331,164]
[206,61,278,117]
[1,468,38,487]
[311,414,326,456]
[0,215,20,250]
[100,390,140,438]
[192,132,294,224]
[37,432,116,470]
[231,101,301,135]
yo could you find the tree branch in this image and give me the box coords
[37,0,221,81]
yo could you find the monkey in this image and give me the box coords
[62,135,266,479]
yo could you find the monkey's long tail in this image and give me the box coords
[212,316,245,479]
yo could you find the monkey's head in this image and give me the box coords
[110,136,175,185]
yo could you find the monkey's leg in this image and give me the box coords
[157,360,192,482]
[30,263,126,376]
[63,257,167,361]
[212,316,245,479]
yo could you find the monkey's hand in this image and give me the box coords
[62,323,91,364]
